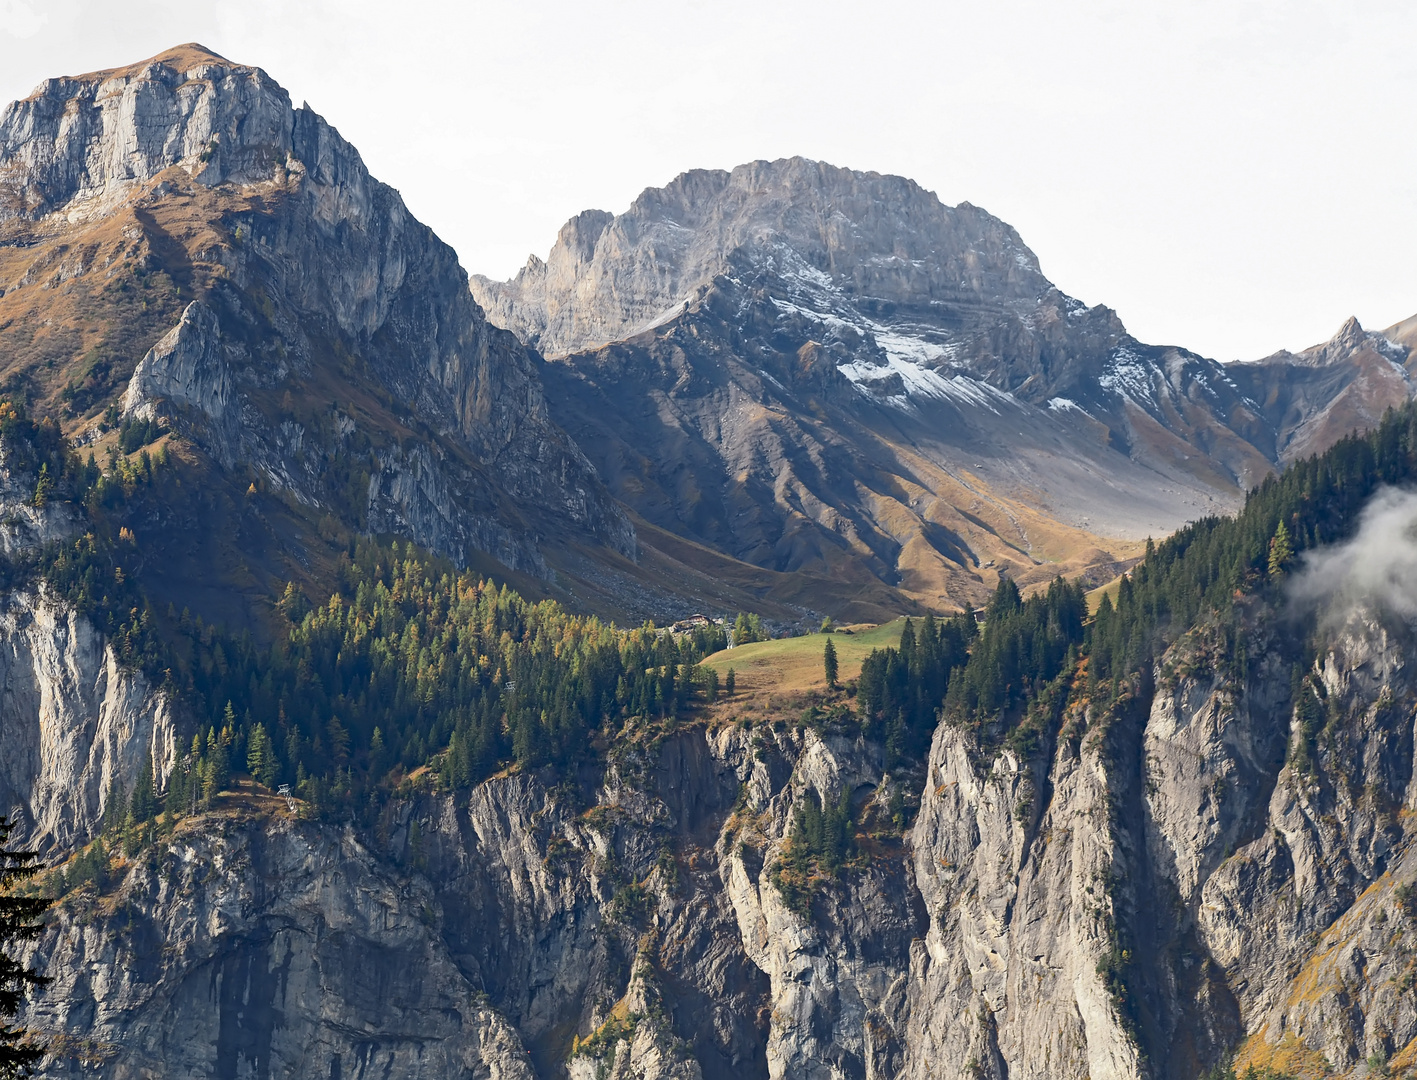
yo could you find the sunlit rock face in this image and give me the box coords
[10,593,1417,1079]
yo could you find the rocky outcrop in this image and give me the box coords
[907,720,1146,1080]
[0,45,294,223]
[1184,608,1417,1074]
[122,300,240,466]
[29,815,539,1080]
[0,445,80,558]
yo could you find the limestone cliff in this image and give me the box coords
[11,589,1417,1079]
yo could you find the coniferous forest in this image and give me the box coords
[8,397,1417,852]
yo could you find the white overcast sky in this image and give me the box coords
[0,0,1412,361]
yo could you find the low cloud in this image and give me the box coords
[1289,486,1417,624]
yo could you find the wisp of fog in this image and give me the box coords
[1289,486,1417,624]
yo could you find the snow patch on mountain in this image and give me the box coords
[837,354,1015,415]
[1100,346,1158,407]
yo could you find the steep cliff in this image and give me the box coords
[12,585,1417,1079]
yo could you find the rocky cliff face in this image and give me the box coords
[14,587,1417,1079]
[0,44,634,588]
[472,161,1048,362]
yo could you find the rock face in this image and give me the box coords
[472,163,1048,362]
[0,44,634,582]
[1227,315,1417,466]
[475,158,1417,608]
[11,585,1417,1079]
[0,589,176,857]
[122,300,239,465]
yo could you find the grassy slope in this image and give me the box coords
[699,620,907,696]
[1086,573,1126,614]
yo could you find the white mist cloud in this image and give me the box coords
[1289,487,1417,623]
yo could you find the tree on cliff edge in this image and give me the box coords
[0,816,49,1076]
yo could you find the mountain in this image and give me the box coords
[7,44,1417,1080]
[474,159,1417,610]
[1228,314,1417,465]
[12,400,1417,1080]
[0,44,811,629]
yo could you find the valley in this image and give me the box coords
[0,41,1412,1080]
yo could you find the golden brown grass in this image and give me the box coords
[1232,1029,1335,1080]
[1087,573,1126,614]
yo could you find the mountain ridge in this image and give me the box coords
[1,43,1417,1080]
[475,156,1412,611]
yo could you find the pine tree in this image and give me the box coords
[1268,522,1294,578]
[246,724,277,788]
[203,731,229,806]
[0,815,50,1076]
[823,637,839,689]
[725,668,735,696]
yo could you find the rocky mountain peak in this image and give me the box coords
[472,155,1048,359]
[79,41,233,79]
[1327,314,1368,356]
[0,43,360,227]
[0,43,638,604]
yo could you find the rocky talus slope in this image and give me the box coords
[8,581,1417,1079]
[475,159,1417,610]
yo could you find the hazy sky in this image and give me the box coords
[1,0,1412,361]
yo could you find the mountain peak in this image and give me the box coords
[89,42,235,80]
[1334,314,1365,342]
[1,44,308,223]
[472,157,1046,357]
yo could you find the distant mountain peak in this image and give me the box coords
[1331,314,1366,349]
[472,156,1046,360]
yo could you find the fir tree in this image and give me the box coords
[246,724,277,788]
[1268,522,1294,578]
[128,753,156,824]
[823,637,839,689]
[202,730,228,805]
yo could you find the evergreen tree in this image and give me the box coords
[100,774,124,837]
[202,730,228,805]
[246,724,277,788]
[725,668,736,696]
[128,753,156,824]
[823,638,839,689]
[732,612,764,645]
[1268,522,1294,578]
[0,815,49,1076]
